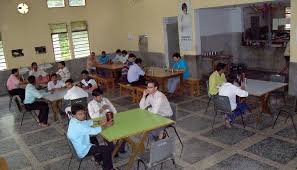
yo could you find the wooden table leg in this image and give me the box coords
[260,93,271,115]
[179,75,184,95]
[256,93,271,126]
[161,79,165,92]
[113,132,147,170]
[112,140,123,158]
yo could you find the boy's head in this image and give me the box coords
[227,75,237,84]
[128,53,136,62]
[50,73,58,82]
[90,52,95,56]
[135,58,142,65]
[102,51,106,56]
[92,88,104,102]
[81,70,89,80]
[122,50,127,56]
[12,68,19,76]
[31,62,38,71]
[116,49,121,54]
[71,104,86,121]
[216,63,226,73]
[28,75,36,84]
[58,61,65,69]
[172,52,181,62]
[65,79,74,89]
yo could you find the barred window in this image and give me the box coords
[71,21,90,58]
[285,7,291,30]
[50,23,71,61]
[69,0,86,7]
[47,0,65,8]
[0,34,7,70]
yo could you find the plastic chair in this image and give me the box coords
[212,95,245,129]
[205,80,213,114]
[272,95,297,135]
[137,137,176,170]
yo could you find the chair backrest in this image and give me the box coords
[213,95,232,113]
[66,136,82,161]
[149,136,175,166]
[285,95,297,111]
[70,97,88,108]
[270,74,285,83]
[170,103,177,121]
[206,80,210,97]
[14,96,25,113]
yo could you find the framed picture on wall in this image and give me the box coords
[11,49,24,57]
[35,46,47,54]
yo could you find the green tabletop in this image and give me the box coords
[93,108,174,142]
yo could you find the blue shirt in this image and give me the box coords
[98,55,110,64]
[67,118,102,158]
[24,84,43,104]
[173,59,190,79]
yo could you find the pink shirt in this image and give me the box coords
[7,74,20,91]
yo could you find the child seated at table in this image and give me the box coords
[67,104,114,170]
[88,88,126,153]
[47,73,65,121]
[79,70,98,91]
[29,62,49,84]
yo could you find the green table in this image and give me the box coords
[93,108,174,170]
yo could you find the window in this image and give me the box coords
[285,7,291,30]
[69,0,86,7]
[50,23,71,61]
[0,34,7,70]
[47,0,65,8]
[71,21,90,58]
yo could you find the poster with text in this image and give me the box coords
[178,0,192,51]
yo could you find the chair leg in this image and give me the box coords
[205,97,211,114]
[9,97,13,112]
[160,162,163,169]
[240,112,245,128]
[289,114,297,135]
[272,110,282,129]
[137,159,146,170]
[212,111,218,129]
[78,159,82,170]
[20,112,25,127]
[169,126,183,149]
[172,159,177,168]
[68,154,73,170]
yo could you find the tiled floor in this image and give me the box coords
[1,84,297,170]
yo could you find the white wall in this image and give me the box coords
[197,7,243,36]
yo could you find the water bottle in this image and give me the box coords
[163,65,168,72]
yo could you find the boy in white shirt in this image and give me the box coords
[48,73,65,121]
[218,75,249,127]
[127,58,146,85]
[112,49,127,64]
[80,70,98,91]
[88,88,117,119]
[139,79,173,140]
[29,62,48,83]
[88,88,126,154]
[64,79,89,115]
[56,61,70,82]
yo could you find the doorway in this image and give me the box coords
[163,16,180,67]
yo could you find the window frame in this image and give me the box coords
[47,0,66,8]
[68,0,86,7]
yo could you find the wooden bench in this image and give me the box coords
[134,85,147,103]
[0,157,8,170]
[94,76,115,93]
[119,83,137,102]
[184,78,200,96]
